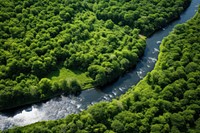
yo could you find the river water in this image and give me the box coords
[0,0,199,130]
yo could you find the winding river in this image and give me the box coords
[0,0,199,130]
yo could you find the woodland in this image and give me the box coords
[0,0,191,110]
[4,5,200,133]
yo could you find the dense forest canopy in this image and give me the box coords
[0,0,191,110]
[92,0,191,35]
[5,6,200,133]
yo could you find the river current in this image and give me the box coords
[0,0,199,130]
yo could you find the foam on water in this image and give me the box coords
[0,107,45,130]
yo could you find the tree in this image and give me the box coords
[93,123,107,133]
[31,60,46,77]
[88,102,108,123]
[38,78,52,97]
[151,124,163,133]
[170,113,185,130]
[105,19,114,29]
[111,120,124,132]
[185,62,199,73]
[69,79,81,94]
[59,79,69,92]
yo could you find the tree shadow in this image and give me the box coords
[46,68,60,79]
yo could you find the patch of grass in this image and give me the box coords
[47,67,94,90]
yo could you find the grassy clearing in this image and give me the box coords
[47,67,94,90]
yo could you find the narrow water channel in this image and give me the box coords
[0,0,199,130]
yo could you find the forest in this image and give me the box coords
[4,6,200,133]
[0,0,191,110]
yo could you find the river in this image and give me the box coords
[0,0,199,130]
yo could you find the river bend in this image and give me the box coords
[0,0,199,130]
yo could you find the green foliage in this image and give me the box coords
[0,0,162,110]
[0,0,192,113]
[94,0,191,36]
[5,5,200,133]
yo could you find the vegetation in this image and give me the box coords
[4,6,200,133]
[92,0,191,36]
[47,68,93,90]
[0,0,191,110]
